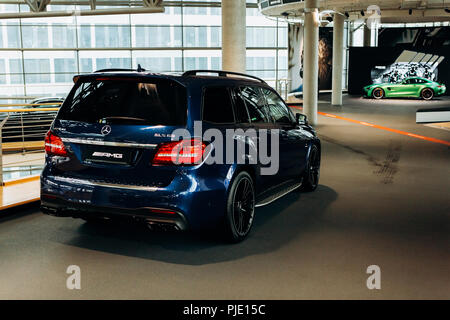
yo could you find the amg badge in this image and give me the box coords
[92,152,123,159]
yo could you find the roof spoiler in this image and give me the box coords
[73,65,148,83]
[94,64,147,73]
[182,70,266,84]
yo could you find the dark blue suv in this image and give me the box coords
[41,69,320,242]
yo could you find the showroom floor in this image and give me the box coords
[1,94,449,299]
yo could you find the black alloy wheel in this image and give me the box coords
[301,144,320,192]
[224,171,255,243]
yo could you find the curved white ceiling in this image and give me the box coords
[259,0,450,23]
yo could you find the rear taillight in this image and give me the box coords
[148,208,176,215]
[152,138,206,166]
[45,131,68,156]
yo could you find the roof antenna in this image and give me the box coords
[137,64,146,72]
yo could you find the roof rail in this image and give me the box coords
[182,70,266,84]
[95,64,146,73]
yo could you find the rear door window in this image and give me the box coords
[57,77,187,126]
[202,86,235,124]
[232,88,250,124]
[238,86,270,123]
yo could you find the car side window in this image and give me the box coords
[232,88,250,124]
[262,88,294,124]
[238,86,269,123]
[203,86,235,124]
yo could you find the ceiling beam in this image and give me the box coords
[0,6,165,19]
[143,0,163,8]
[1,1,246,8]
[24,0,51,12]
[418,0,428,10]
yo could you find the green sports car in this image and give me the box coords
[363,77,446,100]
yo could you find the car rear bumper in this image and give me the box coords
[41,196,189,230]
[362,87,371,97]
[436,87,446,96]
[40,168,230,230]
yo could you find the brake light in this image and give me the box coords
[148,208,176,215]
[152,138,206,166]
[45,131,68,156]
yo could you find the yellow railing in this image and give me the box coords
[0,107,60,113]
[0,102,62,114]
[0,103,60,151]
[0,102,62,184]
[0,102,62,107]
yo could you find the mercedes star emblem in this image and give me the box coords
[101,125,112,136]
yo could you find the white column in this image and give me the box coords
[303,0,319,125]
[222,0,246,73]
[332,13,345,106]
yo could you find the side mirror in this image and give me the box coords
[296,113,308,126]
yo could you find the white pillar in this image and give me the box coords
[303,0,319,126]
[222,0,246,73]
[332,13,344,106]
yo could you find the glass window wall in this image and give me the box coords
[0,1,288,99]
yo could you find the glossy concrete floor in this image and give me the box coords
[1,94,449,299]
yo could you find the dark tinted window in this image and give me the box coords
[239,86,269,123]
[58,78,187,126]
[262,88,293,124]
[232,88,250,124]
[203,87,235,123]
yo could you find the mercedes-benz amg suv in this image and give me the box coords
[40,68,321,242]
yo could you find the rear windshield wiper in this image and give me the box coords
[98,117,148,124]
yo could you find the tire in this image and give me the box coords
[421,88,434,100]
[372,88,384,99]
[223,171,255,243]
[301,144,320,192]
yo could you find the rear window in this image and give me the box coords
[58,78,187,126]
